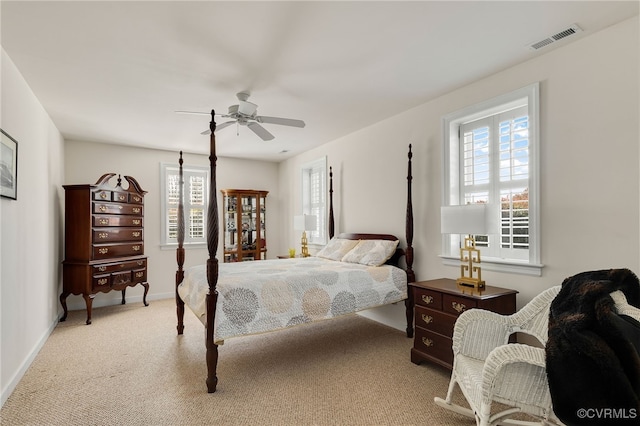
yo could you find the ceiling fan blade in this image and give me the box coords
[256,116,306,128]
[175,110,210,116]
[247,122,275,141]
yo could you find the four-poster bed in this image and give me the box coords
[175,111,416,392]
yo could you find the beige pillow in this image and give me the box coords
[341,239,399,266]
[315,238,360,261]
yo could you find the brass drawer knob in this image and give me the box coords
[421,295,433,304]
[421,314,433,324]
[452,302,466,313]
[422,337,434,347]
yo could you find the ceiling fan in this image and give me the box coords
[176,92,305,141]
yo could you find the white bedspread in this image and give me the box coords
[178,257,407,343]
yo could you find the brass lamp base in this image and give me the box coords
[456,235,485,290]
[300,231,310,257]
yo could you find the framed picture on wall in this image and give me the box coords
[1,129,18,200]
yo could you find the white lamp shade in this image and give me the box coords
[294,214,317,231]
[441,204,488,235]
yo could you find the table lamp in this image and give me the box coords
[441,204,488,289]
[293,214,317,257]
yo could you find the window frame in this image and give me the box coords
[160,162,209,249]
[300,156,328,246]
[441,83,542,276]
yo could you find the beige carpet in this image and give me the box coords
[1,298,476,426]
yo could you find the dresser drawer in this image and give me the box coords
[414,327,453,367]
[93,228,143,243]
[93,215,143,227]
[93,202,143,216]
[415,305,456,337]
[129,193,143,204]
[414,287,442,310]
[443,293,477,316]
[132,268,147,283]
[112,271,132,287]
[92,258,147,275]
[92,243,144,259]
[93,190,112,202]
[92,274,111,290]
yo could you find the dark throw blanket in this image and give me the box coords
[546,268,640,425]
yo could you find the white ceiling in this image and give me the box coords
[2,1,638,161]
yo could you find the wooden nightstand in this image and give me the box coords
[410,278,517,370]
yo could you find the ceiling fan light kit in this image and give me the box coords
[179,92,305,141]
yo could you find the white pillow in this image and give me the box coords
[341,239,399,267]
[315,238,360,261]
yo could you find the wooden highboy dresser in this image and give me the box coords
[410,278,517,370]
[60,173,149,324]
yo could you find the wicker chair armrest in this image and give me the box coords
[452,309,514,360]
[481,344,550,409]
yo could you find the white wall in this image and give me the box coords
[279,17,640,330]
[1,50,65,405]
[63,141,280,310]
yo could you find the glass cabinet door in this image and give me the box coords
[222,189,268,262]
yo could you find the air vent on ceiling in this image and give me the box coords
[528,23,583,50]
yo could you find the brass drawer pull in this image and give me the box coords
[98,248,109,254]
[135,271,144,278]
[132,231,141,237]
[421,295,433,304]
[117,195,126,201]
[98,266,107,272]
[132,219,141,225]
[99,205,107,212]
[132,207,141,214]
[421,314,433,324]
[452,302,466,313]
[100,192,108,199]
[422,337,434,347]
[99,219,109,225]
[97,278,108,286]
[98,232,108,239]
[132,196,141,202]
[132,245,141,251]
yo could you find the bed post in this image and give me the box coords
[328,166,335,239]
[405,144,415,338]
[176,152,185,335]
[205,111,220,393]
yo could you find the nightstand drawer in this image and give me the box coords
[443,293,477,316]
[415,305,456,337]
[414,327,453,367]
[414,287,442,310]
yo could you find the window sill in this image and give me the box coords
[160,242,208,251]
[440,255,543,277]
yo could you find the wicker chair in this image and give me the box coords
[434,286,563,426]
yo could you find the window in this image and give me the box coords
[161,163,209,247]
[442,83,541,275]
[301,157,328,245]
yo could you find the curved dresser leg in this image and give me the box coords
[142,283,149,306]
[59,292,70,322]
[121,288,126,305]
[83,294,94,325]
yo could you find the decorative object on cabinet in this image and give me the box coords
[0,129,18,200]
[441,204,489,289]
[60,173,149,324]
[410,278,516,369]
[221,189,268,262]
[293,214,317,257]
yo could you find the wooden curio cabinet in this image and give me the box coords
[222,189,268,262]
